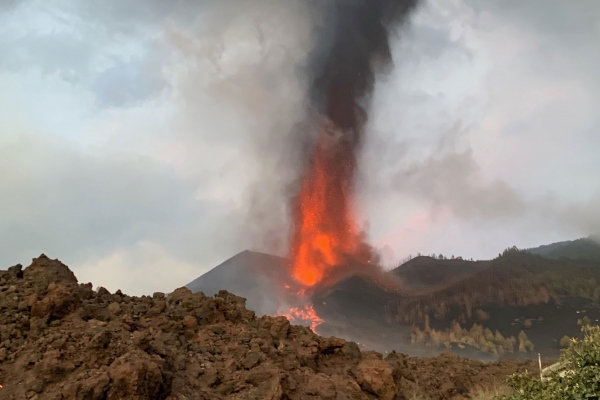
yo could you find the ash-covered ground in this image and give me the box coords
[0,255,534,400]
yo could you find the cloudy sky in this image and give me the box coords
[1,0,599,295]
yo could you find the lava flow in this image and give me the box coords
[282,305,324,334]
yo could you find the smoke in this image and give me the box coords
[560,193,600,238]
[304,0,420,165]
[381,120,600,245]
[310,0,419,132]
[391,123,528,221]
[164,0,325,256]
[166,0,421,260]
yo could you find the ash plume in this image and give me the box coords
[309,0,420,139]
[164,0,421,268]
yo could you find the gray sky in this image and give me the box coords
[1,0,599,295]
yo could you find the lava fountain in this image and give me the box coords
[290,122,365,288]
[281,0,419,333]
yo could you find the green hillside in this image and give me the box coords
[525,235,600,261]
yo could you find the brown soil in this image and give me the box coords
[0,255,535,400]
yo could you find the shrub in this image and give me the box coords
[497,325,600,399]
[559,335,571,348]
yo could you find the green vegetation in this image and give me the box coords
[526,235,600,261]
[497,325,600,400]
[390,248,600,326]
[559,335,571,348]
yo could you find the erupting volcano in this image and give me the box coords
[288,0,419,290]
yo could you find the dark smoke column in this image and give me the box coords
[312,0,419,142]
[291,0,419,287]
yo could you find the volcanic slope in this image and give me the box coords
[186,250,297,317]
[185,252,486,310]
[313,249,600,360]
[0,255,536,400]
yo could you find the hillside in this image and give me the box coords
[0,255,536,400]
[390,249,600,358]
[390,256,491,291]
[525,235,600,261]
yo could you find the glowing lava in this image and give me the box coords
[290,128,362,287]
[283,305,324,333]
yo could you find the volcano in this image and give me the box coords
[186,247,600,361]
[184,250,492,355]
[184,251,487,329]
[185,250,289,316]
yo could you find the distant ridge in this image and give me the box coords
[525,235,600,261]
[390,255,490,290]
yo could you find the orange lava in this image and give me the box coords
[290,130,362,287]
[283,305,324,333]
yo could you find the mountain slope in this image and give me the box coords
[526,235,600,261]
[185,250,292,316]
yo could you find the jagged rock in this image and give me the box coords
[306,372,337,399]
[0,256,535,400]
[342,341,362,359]
[31,283,78,321]
[8,264,23,279]
[25,254,78,286]
[182,315,198,329]
[107,354,165,399]
[356,358,395,400]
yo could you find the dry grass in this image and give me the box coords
[399,382,513,400]
[404,389,431,400]
[469,382,512,400]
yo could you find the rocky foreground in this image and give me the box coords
[0,255,535,400]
